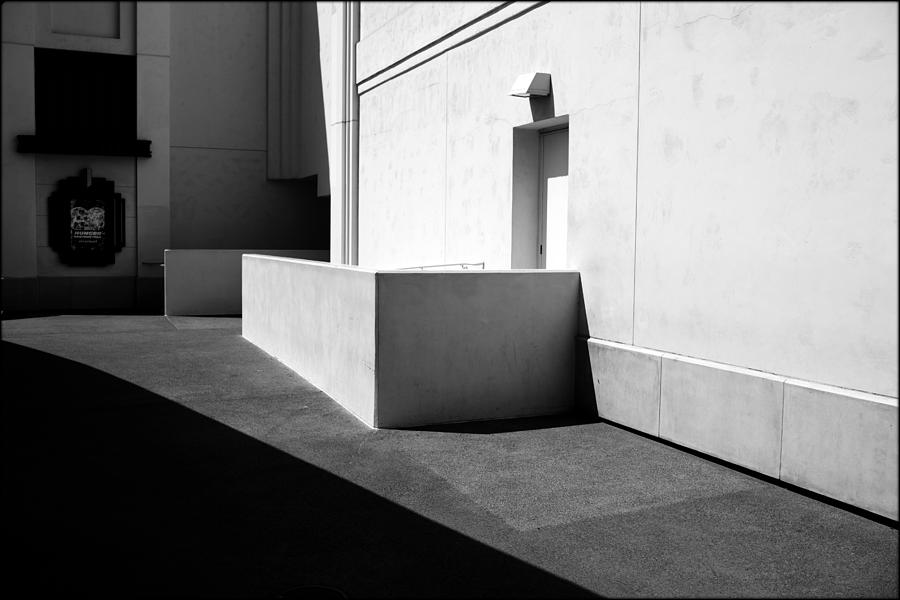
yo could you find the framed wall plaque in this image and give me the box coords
[48,168,126,266]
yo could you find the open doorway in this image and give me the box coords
[511,115,569,269]
[538,126,569,268]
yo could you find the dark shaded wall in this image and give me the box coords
[1,1,166,313]
[169,2,329,250]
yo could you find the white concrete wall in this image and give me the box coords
[311,1,899,517]
[375,270,580,427]
[314,1,348,263]
[358,55,450,268]
[356,2,505,82]
[242,256,378,426]
[634,2,898,399]
[355,1,641,303]
[164,249,329,316]
[344,1,898,398]
[242,256,579,428]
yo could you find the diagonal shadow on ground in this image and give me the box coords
[1,341,597,598]
[402,413,597,434]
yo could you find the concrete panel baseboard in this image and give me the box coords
[242,255,579,428]
[781,380,898,520]
[581,338,898,520]
[584,339,661,436]
[660,355,784,478]
[165,249,329,316]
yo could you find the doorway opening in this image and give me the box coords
[511,115,569,269]
[538,126,569,268]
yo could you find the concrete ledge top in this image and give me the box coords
[586,337,667,358]
[785,378,898,407]
[242,254,580,275]
[586,337,898,405]
[379,269,581,275]
[586,338,785,382]
[660,352,789,384]
[167,249,328,253]
[243,254,380,273]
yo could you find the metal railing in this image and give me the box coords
[397,262,485,271]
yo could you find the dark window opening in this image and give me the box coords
[18,48,150,157]
[36,47,135,142]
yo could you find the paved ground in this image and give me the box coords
[1,314,897,598]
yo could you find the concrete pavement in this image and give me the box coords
[2,314,897,597]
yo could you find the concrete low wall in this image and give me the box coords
[376,270,579,427]
[242,255,580,428]
[581,337,899,520]
[242,255,377,425]
[242,254,895,518]
[164,249,329,315]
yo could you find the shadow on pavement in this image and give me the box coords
[404,413,597,435]
[1,341,597,598]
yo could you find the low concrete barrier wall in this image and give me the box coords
[580,337,899,520]
[376,271,579,427]
[242,256,378,425]
[242,254,895,519]
[242,255,580,428]
[164,249,329,316]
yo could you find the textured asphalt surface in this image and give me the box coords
[2,314,897,598]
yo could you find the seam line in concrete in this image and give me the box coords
[373,273,380,428]
[443,54,449,263]
[778,379,785,477]
[631,1,642,346]
[657,345,662,436]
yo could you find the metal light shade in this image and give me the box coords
[509,73,550,98]
[509,72,551,97]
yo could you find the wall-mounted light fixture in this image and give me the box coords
[509,72,551,97]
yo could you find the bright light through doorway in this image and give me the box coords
[545,175,569,269]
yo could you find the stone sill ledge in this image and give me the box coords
[17,135,152,158]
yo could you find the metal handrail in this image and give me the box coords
[397,262,485,271]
